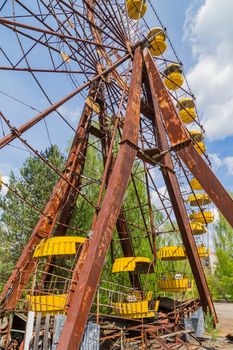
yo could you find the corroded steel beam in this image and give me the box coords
[0,104,92,310]
[0,53,130,150]
[57,47,143,350]
[143,48,217,324]
[0,17,125,51]
[143,48,233,231]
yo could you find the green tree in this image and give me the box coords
[0,145,65,289]
[212,213,233,300]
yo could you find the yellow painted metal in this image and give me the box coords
[163,64,184,90]
[60,51,70,63]
[189,211,214,224]
[147,27,167,56]
[197,245,209,258]
[26,294,67,314]
[190,178,203,191]
[126,0,147,20]
[190,222,207,235]
[176,98,196,124]
[85,96,101,114]
[195,141,206,155]
[157,246,186,261]
[113,293,159,319]
[188,193,212,206]
[112,257,154,273]
[33,236,86,258]
[158,278,193,292]
[190,130,204,142]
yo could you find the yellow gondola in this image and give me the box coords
[26,294,67,315]
[195,141,206,155]
[163,64,184,90]
[147,27,167,56]
[197,245,209,258]
[190,178,203,191]
[188,193,212,206]
[190,222,207,235]
[158,275,193,292]
[190,130,204,142]
[33,236,86,258]
[189,210,214,224]
[157,246,186,261]
[112,257,154,273]
[176,98,196,124]
[85,96,101,114]
[126,0,147,20]
[112,291,159,319]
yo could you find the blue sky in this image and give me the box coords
[155,0,233,193]
[0,0,233,194]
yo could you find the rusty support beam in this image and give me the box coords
[0,17,126,51]
[98,105,142,290]
[143,48,217,324]
[0,53,130,150]
[0,104,92,310]
[57,47,143,350]
[143,48,233,232]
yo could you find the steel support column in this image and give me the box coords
[57,47,143,350]
[143,47,233,230]
[143,48,217,323]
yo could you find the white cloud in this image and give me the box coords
[208,153,223,171]
[207,153,233,177]
[58,105,82,122]
[224,156,233,176]
[0,175,9,196]
[184,0,233,141]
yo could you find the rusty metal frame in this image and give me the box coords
[142,47,233,324]
[143,48,233,230]
[57,47,143,350]
[0,102,93,310]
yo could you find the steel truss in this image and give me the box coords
[0,1,232,349]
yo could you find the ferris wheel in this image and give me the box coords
[0,1,233,349]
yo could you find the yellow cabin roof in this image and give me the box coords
[188,193,212,206]
[189,211,214,224]
[157,246,186,261]
[126,0,147,20]
[33,236,86,258]
[147,27,166,40]
[112,257,154,274]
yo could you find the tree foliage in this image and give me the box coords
[0,145,65,289]
[211,212,233,300]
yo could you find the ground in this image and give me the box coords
[200,302,233,350]
[214,302,233,336]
